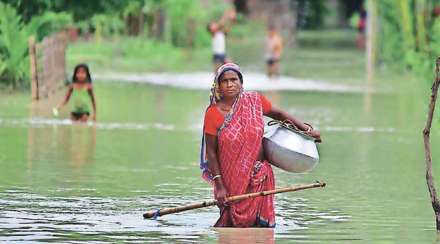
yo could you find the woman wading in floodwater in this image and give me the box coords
[200,63,321,227]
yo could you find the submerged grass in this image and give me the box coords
[67,37,212,74]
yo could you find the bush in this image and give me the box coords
[376,0,437,78]
[91,14,124,42]
[0,2,33,88]
[0,2,72,88]
[35,11,73,40]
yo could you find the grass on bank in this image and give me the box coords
[67,37,212,73]
[67,23,367,81]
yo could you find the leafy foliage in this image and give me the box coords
[376,0,437,77]
[0,0,235,89]
[0,2,72,88]
[296,0,328,29]
[91,14,124,42]
[0,2,35,87]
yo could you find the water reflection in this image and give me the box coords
[66,125,96,168]
[0,188,347,242]
[26,103,97,189]
[363,75,374,115]
[27,123,96,171]
[215,227,275,243]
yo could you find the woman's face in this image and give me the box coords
[218,70,242,99]
[75,67,88,83]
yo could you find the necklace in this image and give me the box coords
[218,104,231,112]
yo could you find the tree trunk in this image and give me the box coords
[28,36,39,100]
[415,0,428,52]
[366,0,377,82]
[262,0,297,47]
[138,13,144,36]
[152,9,166,40]
[399,0,416,53]
[186,17,196,47]
[423,57,440,232]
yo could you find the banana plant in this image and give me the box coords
[0,3,29,87]
[0,2,72,88]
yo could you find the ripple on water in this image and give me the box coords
[0,188,346,242]
[0,117,405,137]
[0,118,178,131]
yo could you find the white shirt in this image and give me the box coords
[212,32,225,55]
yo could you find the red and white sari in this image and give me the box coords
[213,91,275,227]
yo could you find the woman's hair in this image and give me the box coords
[72,63,92,83]
[215,63,243,84]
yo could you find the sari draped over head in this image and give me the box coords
[200,64,276,227]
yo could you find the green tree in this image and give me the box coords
[376,0,435,76]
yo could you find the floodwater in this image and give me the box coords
[0,78,439,243]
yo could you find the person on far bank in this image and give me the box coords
[207,7,236,72]
[356,6,367,49]
[56,64,97,122]
[207,21,229,72]
[265,24,283,78]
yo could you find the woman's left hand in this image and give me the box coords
[306,130,322,142]
[92,114,96,122]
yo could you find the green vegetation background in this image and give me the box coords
[0,0,438,90]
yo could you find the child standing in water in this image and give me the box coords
[265,24,283,78]
[56,64,97,122]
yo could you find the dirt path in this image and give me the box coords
[94,72,366,93]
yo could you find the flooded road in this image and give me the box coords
[0,79,437,242]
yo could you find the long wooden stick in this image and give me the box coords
[143,181,326,219]
[423,57,440,231]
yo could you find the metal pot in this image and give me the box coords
[263,123,319,173]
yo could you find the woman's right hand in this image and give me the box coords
[214,180,228,206]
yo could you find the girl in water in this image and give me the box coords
[56,64,97,122]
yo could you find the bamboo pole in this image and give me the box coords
[423,57,440,232]
[143,181,326,219]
